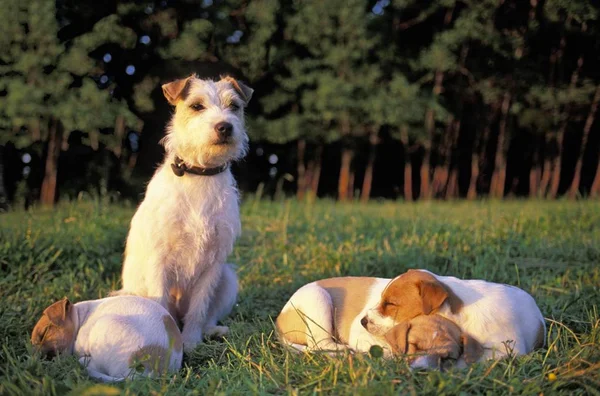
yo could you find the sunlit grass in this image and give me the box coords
[1,199,599,394]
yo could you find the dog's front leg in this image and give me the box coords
[181,264,223,352]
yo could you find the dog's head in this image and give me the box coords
[161,75,253,168]
[31,298,77,358]
[361,270,463,336]
[384,315,484,367]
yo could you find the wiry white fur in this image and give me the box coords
[116,76,250,351]
[72,296,182,382]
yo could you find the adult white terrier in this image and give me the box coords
[116,75,253,351]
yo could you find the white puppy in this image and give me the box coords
[31,296,182,382]
[276,270,545,363]
[115,75,252,351]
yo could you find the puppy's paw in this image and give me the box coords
[204,325,229,340]
[182,330,203,352]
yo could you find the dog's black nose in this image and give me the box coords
[215,122,233,139]
[360,316,368,328]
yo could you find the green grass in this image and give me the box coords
[1,199,599,395]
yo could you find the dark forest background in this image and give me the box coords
[2,0,600,209]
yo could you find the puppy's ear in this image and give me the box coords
[222,76,253,104]
[43,298,72,326]
[419,280,448,314]
[162,76,192,105]
[462,333,484,365]
[384,322,411,354]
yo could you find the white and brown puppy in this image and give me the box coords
[115,75,252,351]
[31,296,182,382]
[363,270,546,360]
[276,270,545,361]
[384,314,483,370]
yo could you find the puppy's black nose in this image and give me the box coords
[215,122,233,139]
[360,317,368,329]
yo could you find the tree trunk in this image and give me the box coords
[113,115,125,158]
[539,136,552,197]
[548,56,584,199]
[308,144,323,199]
[338,147,353,202]
[591,158,600,197]
[467,151,479,200]
[0,146,8,211]
[490,92,512,199]
[400,126,413,201]
[445,119,461,199]
[40,119,62,206]
[361,130,378,203]
[296,139,307,200]
[529,136,541,198]
[567,85,600,198]
[421,70,444,200]
[431,117,453,198]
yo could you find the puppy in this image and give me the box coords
[384,314,484,370]
[276,270,544,362]
[362,269,546,360]
[31,296,182,382]
[115,75,253,351]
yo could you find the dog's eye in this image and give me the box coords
[190,103,205,111]
[229,102,240,111]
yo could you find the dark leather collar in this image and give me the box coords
[170,156,228,177]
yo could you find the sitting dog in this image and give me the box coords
[384,314,484,370]
[276,270,545,362]
[31,296,182,382]
[114,75,253,351]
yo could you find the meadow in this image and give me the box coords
[0,199,599,395]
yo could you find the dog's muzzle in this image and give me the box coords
[215,122,233,143]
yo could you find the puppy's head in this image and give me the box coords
[362,270,462,336]
[31,298,76,358]
[161,75,253,168]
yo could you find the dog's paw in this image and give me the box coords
[204,325,229,340]
[182,330,203,352]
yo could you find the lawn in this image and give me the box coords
[1,199,599,395]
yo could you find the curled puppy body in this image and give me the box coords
[31,296,182,382]
[362,269,546,360]
[384,314,483,370]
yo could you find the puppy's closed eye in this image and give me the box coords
[190,103,205,111]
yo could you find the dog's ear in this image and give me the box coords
[384,322,411,354]
[43,298,72,326]
[162,76,192,105]
[419,280,448,314]
[222,76,253,104]
[462,333,484,364]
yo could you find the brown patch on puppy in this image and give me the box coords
[384,322,411,354]
[276,307,308,345]
[378,270,463,324]
[162,76,192,105]
[162,315,183,353]
[462,333,484,364]
[534,320,546,349]
[129,344,170,374]
[385,314,484,366]
[31,298,76,357]
[316,277,376,343]
[221,76,254,104]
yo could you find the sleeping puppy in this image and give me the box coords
[384,314,484,370]
[31,296,182,382]
[276,270,544,362]
[362,269,546,360]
